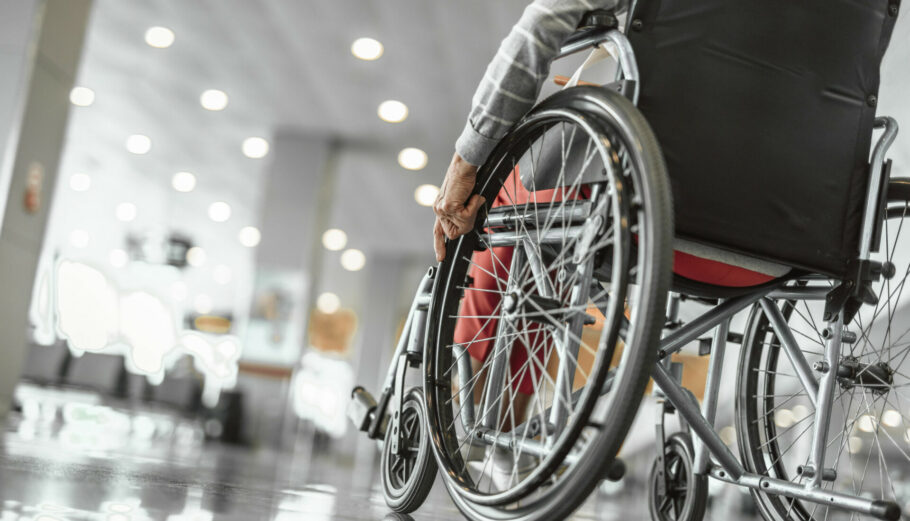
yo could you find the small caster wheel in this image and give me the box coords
[647,432,708,521]
[380,388,437,514]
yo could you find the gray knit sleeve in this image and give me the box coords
[455,0,621,166]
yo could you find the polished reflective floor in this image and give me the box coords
[0,408,758,521]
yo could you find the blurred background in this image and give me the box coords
[0,1,907,521]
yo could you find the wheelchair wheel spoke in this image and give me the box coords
[741,200,910,519]
[423,94,669,512]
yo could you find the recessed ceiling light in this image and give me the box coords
[351,37,383,61]
[194,294,213,314]
[200,89,228,111]
[414,184,439,207]
[213,264,232,285]
[242,137,269,158]
[172,171,196,192]
[238,226,261,247]
[316,292,340,314]
[69,173,91,192]
[398,147,427,170]
[126,134,151,155]
[186,246,206,267]
[145,26,175,48]
[69,229,90,249]
[109,249,129,268]
[340,248,366,271]
[69,86,95,107]
[208,201,231,222]
[378,100,408,123]
[322,229,347,251]
[115,202,137,222]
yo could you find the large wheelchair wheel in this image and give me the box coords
[425,86,673,521]
[737,179,910,521]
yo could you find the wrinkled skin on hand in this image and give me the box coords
[433,153,486,262]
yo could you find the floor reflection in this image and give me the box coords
[0,405,758,520]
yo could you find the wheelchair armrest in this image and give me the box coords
[558,10,620,60]
[577,9,619,30]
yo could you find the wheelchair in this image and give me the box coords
[349,1,905,520]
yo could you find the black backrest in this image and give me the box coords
[627,0,900,276]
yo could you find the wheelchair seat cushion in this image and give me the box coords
[672,239,790,287]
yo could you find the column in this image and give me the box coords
[0,0,93,418]
[236,132,337,447]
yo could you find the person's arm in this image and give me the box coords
[434,0,621,261]
[456,0,620,167]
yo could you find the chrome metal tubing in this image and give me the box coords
[555,29,640,104]
[759,298,820,407]
[708,466,898,520]
[767,286,830,300]
[806,313,843,489]
[382,271,433,389]
[487,227,585,247]
[485,202,591,229]
[693,318,729,475]
[859,116,899,259]
[556,27,613,59]
[659,289,774,359]
[453,344,476,427]
[522,240,555,298]
[652,363,745,479]
[476,428,580,467]
[548,250,596,435]
[602,29,640,105]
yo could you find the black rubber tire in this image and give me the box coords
[647,433,708,521]
[380,388,437,514]
[426,85,674,521]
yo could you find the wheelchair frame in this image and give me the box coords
[350,16,902,521]
[572,24,902,520]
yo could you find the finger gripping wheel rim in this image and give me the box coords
[380,388,437,514]
[648,433,708,521]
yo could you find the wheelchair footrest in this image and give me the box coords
[348,386,377,433]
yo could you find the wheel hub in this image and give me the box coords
[503,292,520,314]
[388,407,422,489]
[837,356,894,393]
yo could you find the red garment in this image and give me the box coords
[453,169,572,394]
[454,168,776,395]
[672,250,776,287]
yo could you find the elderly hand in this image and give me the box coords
[433,153,486,262]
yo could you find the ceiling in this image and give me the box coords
[53,0,534,255]
[47,0,539,313]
